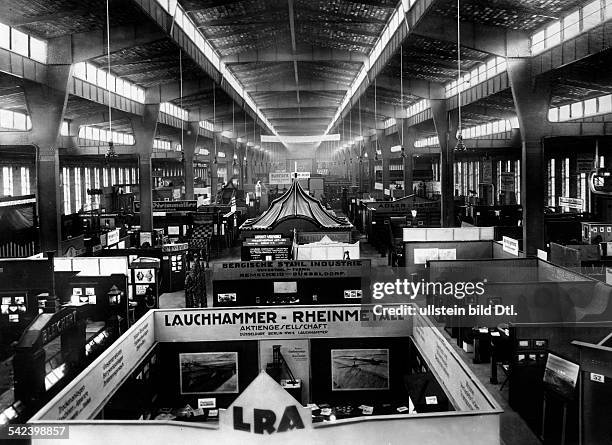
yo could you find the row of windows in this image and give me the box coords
[548,93,612,122]
[415,118,519,148]
[0,22,46,63]
[199,121,215,132]
[160,102,188,121]
[61,166,138,215]
[463,118,519,139]
[153,139,173,151]
[453,160,521,204]
[78,126,135,145]
[445,57,507,98]
[1,166,32,197]
[531,0,611,54]
[73,62,146,103]
[406,99,430,119]
[547,156,604,212]
[383,118,396,129]
[0,109,31,131]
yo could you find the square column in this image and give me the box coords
[183,122,200,200]
[431,99,457,227]
[131,104,160,232]
[507,58,551,254]
[23,67,72,254]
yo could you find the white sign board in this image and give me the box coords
[269,172,291,185]
[558,197,583,209]
[155,305,411,342]
[537,249,548,261]
[106,229,120,246]
[502,236,519,256]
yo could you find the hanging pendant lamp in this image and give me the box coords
[104,0,117,164]
[454,0,467,152]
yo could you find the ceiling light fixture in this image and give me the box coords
[104,0,117,165]
[374,77,379,161]
[454,0,467,152]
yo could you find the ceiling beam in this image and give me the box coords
[375,75,445,100]
[245,79,349,92]
[182,0,247,11]
[258,96,341,108]
[220,45,368,64]
[145,79,214,104]
[264,108,336,119]
[413,15,530,58]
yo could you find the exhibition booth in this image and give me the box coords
[29,304,503,445]
[401,227,513,279]
[359,195,441,254]
[193,204,242,256]
[239,180,353,240]
[93,247,185,295]
[211,260,370,307]
[0,256,54,354]
[417,241,612,444]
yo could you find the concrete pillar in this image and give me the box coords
[402,124,417,193]
[507,58,551,254]
[431,99,457,227]
[183,122,199,200]
[22,66,72,254]
[210,139,219,202]
[131,103,160,232]
[569,154,578,205]
[367,140,375,193]
[245,145,252,185]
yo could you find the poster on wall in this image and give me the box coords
[179,352,239,394]
[331,349,389,391]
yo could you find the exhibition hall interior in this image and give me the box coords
[0,0,612,443]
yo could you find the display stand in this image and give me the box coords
[540,353,580,445]
[540,391,569,445]
[161,243,188,292]
[129,258,161,319]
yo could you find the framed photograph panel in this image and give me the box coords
[331,348,389,391]
[179,352,239,394]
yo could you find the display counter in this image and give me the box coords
[30,304,502,445]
